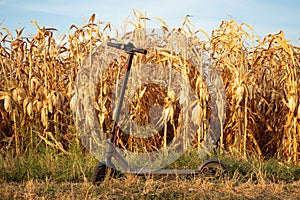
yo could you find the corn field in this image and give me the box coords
[0,12,299,164]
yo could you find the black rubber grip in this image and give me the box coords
[107,42,123,49]
[133,48,147,54]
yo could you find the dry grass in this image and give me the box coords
[1,177,300,199]
[0,10,300,165]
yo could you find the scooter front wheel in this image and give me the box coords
[91,162,116,185]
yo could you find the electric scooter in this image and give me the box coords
[91,41,229,184]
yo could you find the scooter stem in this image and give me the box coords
[103,42,147,167]
[111,52,134,134]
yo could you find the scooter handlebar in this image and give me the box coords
[132,48,147,54]
[106,42,118,48]
[107,42,147,54]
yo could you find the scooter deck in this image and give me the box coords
[129,169,199,175]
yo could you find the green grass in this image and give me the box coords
[223,154,300,183]
[1,142,299,183]
[1,141,300,199]
[0,143,97,183]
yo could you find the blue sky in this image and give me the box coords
[1,0,299,44]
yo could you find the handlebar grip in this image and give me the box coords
[107,42,122,48]
[133,48,147,54]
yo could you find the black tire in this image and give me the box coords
[199,158,229,179]
[91,163,115,185]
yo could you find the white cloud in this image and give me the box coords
[0,0,15,6]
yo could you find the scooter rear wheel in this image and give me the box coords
[199,158,229,179]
